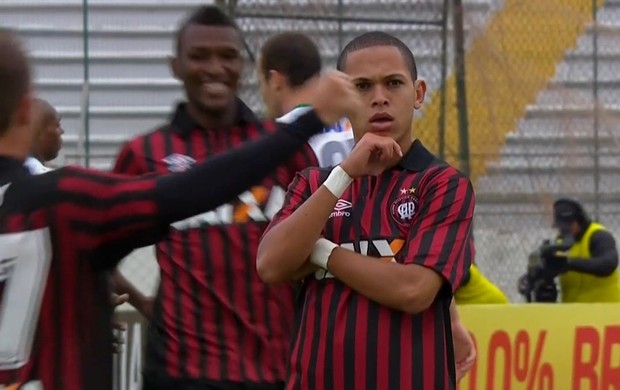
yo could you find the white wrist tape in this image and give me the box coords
[323,166,353,198]
[310,238,338,269]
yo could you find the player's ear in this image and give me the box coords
[413,79,427,110]
[268,70,285,91]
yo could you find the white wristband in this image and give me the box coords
[310,238,338,269]
[323,166,353,198]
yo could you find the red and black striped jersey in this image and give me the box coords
[113,102,346,386]
[268,140,475,390]
[0,157,165,390]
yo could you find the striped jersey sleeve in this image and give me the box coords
[396,167,475,293]
[53,166,165,266]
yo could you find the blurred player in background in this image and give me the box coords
[23,98,63,175]
[111,6,365,390]
[0,29,359,390]
[258,32,354,166]
[257,31,476,389]
[455,264,509,304]
[258,31,476,381]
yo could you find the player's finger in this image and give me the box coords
[392,142,403,157]
[111,293,129,306]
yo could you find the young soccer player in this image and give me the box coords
[258,32,476,389]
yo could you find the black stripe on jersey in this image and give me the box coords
[365,300,379,389]
[343,293,357,390]
[292,288,311,390]
[434,302,449,389]
[388,311,402,390]
[240,224,263,383]
[322,282,344,390]
[411,311,424,388]
[306,285,325,390]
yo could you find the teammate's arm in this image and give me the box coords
[567,230,618,276]
[60,109,341,267]
[305,171,474,314]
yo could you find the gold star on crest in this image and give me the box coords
[409,187,416,194]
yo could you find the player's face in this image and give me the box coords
[342,46,425,147]
[172,25,243,115]
[40,110,64,161]
[257,57,282,118]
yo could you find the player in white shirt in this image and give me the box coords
[23,98,63,174]
[257,33,354,167]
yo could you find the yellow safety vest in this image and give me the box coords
[455,264,509,304]
[560,222,620,303]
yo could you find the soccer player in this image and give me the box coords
[111,6,367,390]
[258,31,476,383]
[23,98,64,174]
[257,31,476,389]
[0,30,362,390]
[257,32,355,166]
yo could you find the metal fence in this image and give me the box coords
[2,0,619,303]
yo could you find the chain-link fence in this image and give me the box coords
[2,0,618,303]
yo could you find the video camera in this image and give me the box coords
[518,236,573,303]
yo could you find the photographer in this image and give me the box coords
[519,198,620,303]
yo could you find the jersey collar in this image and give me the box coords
[169,98,260,135]
[398,139,436,172]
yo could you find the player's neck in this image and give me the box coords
[281,79,319,115]
[397,136,414,157]
[0,130,30,161]
[187,102,237,130]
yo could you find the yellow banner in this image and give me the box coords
[457,304,620,390]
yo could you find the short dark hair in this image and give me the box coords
[337,31,417,80]
[260,32,322,88]
[0,30,31,136]
[175,5,240,55]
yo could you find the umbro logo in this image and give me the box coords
[330,199,352,218]
[163,153,196,172]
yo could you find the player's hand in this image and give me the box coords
[310,70,362,124]
[111,293,129,354]
[340,133,402,178]
[452,320,476,381]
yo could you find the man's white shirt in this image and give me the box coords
[24,157,52,175]
[276,107,354,167]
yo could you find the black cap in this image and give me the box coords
[553,199,580,228]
